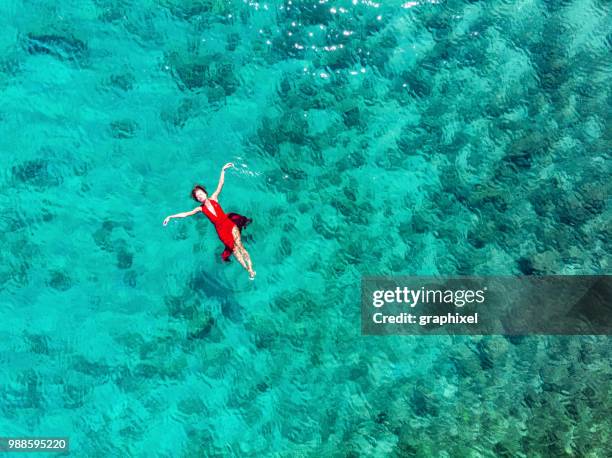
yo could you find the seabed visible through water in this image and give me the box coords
[0,0,610,456]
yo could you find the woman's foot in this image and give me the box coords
[249,269,256,280]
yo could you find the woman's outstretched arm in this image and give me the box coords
[210,162,234,200]
[163,207,201,226]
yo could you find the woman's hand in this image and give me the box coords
[163,216,171,226]
[222,162,234,171]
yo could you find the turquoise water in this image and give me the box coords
[1,0,610,456]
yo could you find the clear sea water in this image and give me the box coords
[0,0,610,456]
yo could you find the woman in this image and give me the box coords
[163,162,256,279]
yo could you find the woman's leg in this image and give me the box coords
[232,226,255,278]
[231,241,249,272]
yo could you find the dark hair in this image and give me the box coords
[191,185,207,201]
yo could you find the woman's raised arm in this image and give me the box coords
[210,162,234,200]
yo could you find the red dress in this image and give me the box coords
[201,199,252,262]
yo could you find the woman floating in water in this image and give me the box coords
[163,163,256,279]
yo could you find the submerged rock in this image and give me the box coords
[24,32,88,62]
[48,269,73,291]
[12,159,62,187]
[165,51,240,96]
[109,72,135,91]
[477,337,509,370]
[109,119,138,139]
[116,244,133,269]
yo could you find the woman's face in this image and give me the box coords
[194,188,207,202]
